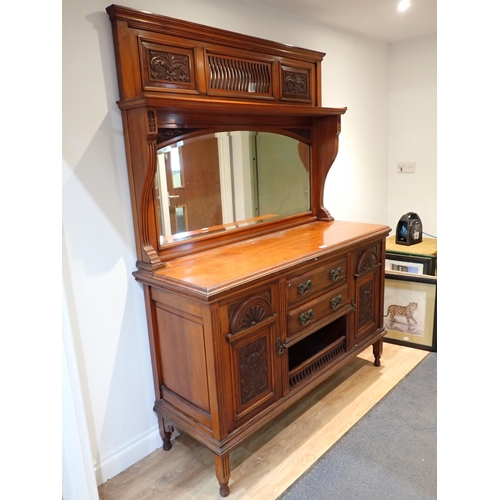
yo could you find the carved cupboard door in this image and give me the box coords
[223,286,282,430]
[353,245,382,345]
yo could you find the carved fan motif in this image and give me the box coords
[356,247,379,275]
[230,295,273,334]
[239,337,268,405]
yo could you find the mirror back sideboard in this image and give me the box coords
[107,5,390,496]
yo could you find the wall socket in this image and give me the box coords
[397,162,416,173]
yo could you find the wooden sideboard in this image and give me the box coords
[107,5,391,496]
[135,220,389,496]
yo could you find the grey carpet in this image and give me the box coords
[277,352,437,500]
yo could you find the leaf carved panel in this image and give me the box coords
[238,337,269,406]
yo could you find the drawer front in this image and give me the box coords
[287,284,350,338]
[287,258,347,307]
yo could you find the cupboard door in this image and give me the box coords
[353,246,382,344]
[225,291,282,428]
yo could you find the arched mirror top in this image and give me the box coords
[155,129,312,248]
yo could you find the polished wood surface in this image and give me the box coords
[153,220,389,294]
[98,343,428,500]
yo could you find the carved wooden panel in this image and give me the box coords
[356,246,380,276]
[358,280,374,329]
[206,53,273,97]
[281,65,311,102]
[229,292,273,334]
[139,40,198,93]
[228,323,278,421]
[238,336,269,405]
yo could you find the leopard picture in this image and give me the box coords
[384,302,418,326]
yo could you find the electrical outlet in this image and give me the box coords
[397,162,416,173]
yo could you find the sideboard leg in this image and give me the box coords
[373,338,383,367]
[214,453,231,497]
[158,416,174,451]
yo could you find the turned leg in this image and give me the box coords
[214,453,231,497]
[158,416,174,451]
[373,338,383,367]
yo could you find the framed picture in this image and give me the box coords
[385,251,436,276]
[383,272,437,351]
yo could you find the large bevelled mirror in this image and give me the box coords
[155,131,311,246]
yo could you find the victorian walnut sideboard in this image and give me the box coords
[106,5,390,496]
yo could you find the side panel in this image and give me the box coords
[150,287,213,430]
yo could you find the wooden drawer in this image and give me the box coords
[286,284,350,340]
[286,258,347,307]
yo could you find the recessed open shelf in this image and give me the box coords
[288,316,347,388]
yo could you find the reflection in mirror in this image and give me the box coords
[156,131,310,245]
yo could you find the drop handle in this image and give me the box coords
[297,279,313,296]
[330,295,344,310]
[329,267,344,281]
[299,309,315,326]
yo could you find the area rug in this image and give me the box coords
[277,352,437,500]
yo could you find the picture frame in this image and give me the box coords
[385,251,436,276]
[383,272,437,352]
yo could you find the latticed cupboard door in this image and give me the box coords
[353,245,382,345]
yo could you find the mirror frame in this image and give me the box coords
[107,5,347,269]
[155,126,314,247]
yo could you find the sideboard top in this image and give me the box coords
[135,220,390,297]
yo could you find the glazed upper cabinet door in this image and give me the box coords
[352,244,383,345]
[222,284,283,431]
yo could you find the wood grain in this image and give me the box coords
[98,343,428,499]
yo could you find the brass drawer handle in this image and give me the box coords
[330,295,344,310]
[299,309,315,326]
[298,279,313,296]
[329,267,344,281]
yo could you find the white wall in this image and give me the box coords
[387,35,437,237]
[62,0,410,488]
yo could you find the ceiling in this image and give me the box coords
[251,0,437,43]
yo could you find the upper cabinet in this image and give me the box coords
[106,5,347,268]
[107,4,324,104]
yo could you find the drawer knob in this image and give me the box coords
[298,279,313,296]
[299,309,315,326]
[330,295,344,310]
[329,267,344,281]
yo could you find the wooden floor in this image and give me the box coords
[98,343,428,500]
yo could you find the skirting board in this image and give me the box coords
[95,428,163,486]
